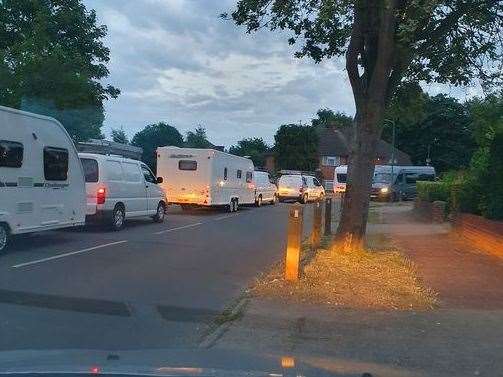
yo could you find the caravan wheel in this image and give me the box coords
[0,224,9,254]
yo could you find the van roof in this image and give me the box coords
[78,152,143,165]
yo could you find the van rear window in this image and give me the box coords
[337,173,347,183]
[81,158,99,182]
[179,160,197,171]
[0,140,23,168]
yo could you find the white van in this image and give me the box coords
[253,170,278,206]
[277,174,325,203]
[156,147,255,212]
[0,105,86,253]
[333,165,348,193]
[79,153,167,230]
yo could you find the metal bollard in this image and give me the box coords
[285,204,303,281]
[324,197,332,235]
[311,201,322,250]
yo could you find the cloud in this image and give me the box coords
[84,0,356,147]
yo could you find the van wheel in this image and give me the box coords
[256,195,263,207]
[234,199,239,212]
[228,199,234,213]
[111,205,125,231]
[0,224,9,254]
[270,194,278,205]
[300,194,308,204]
[153,202,166,223]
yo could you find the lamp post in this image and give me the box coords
[384,119,396,180]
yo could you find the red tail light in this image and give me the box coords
[97,187,106,205]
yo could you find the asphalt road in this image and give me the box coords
[0,201,328,351]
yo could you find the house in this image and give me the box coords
[318,126,411,190]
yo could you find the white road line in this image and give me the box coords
[213,214,240,221]
[154,222,203,235]
[12,240,128,269]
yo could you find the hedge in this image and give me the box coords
[416,181,450,202]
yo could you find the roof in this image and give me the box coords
[318,126,411,165]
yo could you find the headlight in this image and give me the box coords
[380,187,389,193]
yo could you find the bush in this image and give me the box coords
[484,129,503,220]
[417,181,450,202]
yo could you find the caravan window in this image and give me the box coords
[81,158,99,182]
[44,147,68,181]
[179,160,197,171]
[0,140,23,168]
[246,171,253,183]
[336,173,347,183]
[237,170,242,179]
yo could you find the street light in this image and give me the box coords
[384,119,396,181]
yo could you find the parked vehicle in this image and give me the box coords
[277,174,325,203]
[0,105,86,253]
[371,165,436,201]
[156,147,255,212]
[253,170,278,206]
[79,153,167,230]
[333,165,347,194]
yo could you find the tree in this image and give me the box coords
[229,138,270,167]
[312,108,353,130]
[274,124,319,171]
[185,126,213,148]
[111,128,129,144]
[131,122,184,171]
[226,0,503,249]
[382,94,476,173]
[0,0,119,141]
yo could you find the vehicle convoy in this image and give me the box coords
[371,165,436,201]
[277,173,325,203]
[253,170,278,206]
[0,105,86,253]
[156,147,255,212]
[79,153,167,230]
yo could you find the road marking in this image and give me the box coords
[12,240,128,269]
[213,214,240,221]
[154,222,203,235]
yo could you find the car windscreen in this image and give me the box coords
[80,158,99,183]
[336,173,347,183]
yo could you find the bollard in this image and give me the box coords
[311,201,322,250]
[285,204,303,281]
[324,197,332,235]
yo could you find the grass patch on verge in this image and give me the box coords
[250,235,437,310]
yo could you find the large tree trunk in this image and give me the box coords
[336,103,383,251]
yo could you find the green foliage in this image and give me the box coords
[312,108,353,129]
[229,137,270,167]
[131,123,184,172]
[274,124,318,171]
[468,91,503,148]
[184,126,213,149]
[417,181,450,203]
[111,128,129,144]
[484,129,503,220]
[0,0,119,141]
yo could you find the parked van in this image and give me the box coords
[0,105,86,253]
[277,174,325,203]
[253,170,278,206]
[79,153,167,230]
[333,165,347,194]
[156,147,255,212]
[371,165,436,201]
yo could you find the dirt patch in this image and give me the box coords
[250,236,437,310]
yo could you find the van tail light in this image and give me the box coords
[97,187,106,205]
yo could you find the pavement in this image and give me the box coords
[0,201,319,351]
[212,202,503,377]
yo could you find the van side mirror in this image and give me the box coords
[156,176,163,184]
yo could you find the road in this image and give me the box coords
[0,201,325,351]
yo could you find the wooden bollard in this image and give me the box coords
[324,197,332,235]
[311,201,322,249]
[285,204,303,281]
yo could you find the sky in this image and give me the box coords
[84,0,481,148]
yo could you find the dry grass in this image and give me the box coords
[250,235,437,310]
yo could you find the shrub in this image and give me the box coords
[484,129,503,220]
[417,181,450,202]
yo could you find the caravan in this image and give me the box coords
[157,147,256,211]
[0,105,86,253]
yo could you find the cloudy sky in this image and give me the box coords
[84,0,478,148]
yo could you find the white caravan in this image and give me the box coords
[0,105,86,253]
[79,153,167,230]
[333,165,348,194]
[253,170,278,206]
[156,147,255,212]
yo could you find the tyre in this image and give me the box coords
[234,199,239,212]
[111,205,125,231]
[153,202,166,223]
[0,224,9,255]
[300,194,308,204]
[270,194,278,205]
[256,195,263,207]
[228,199,235,213]
[390,192,398,202]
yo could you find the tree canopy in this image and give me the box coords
[131,122,184,171]
[274,124,319,172]
[0,0,119,141]
[111,128,129,144]
[312,108,353,129]
[229,137,270,167]
[184,126,213,148]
